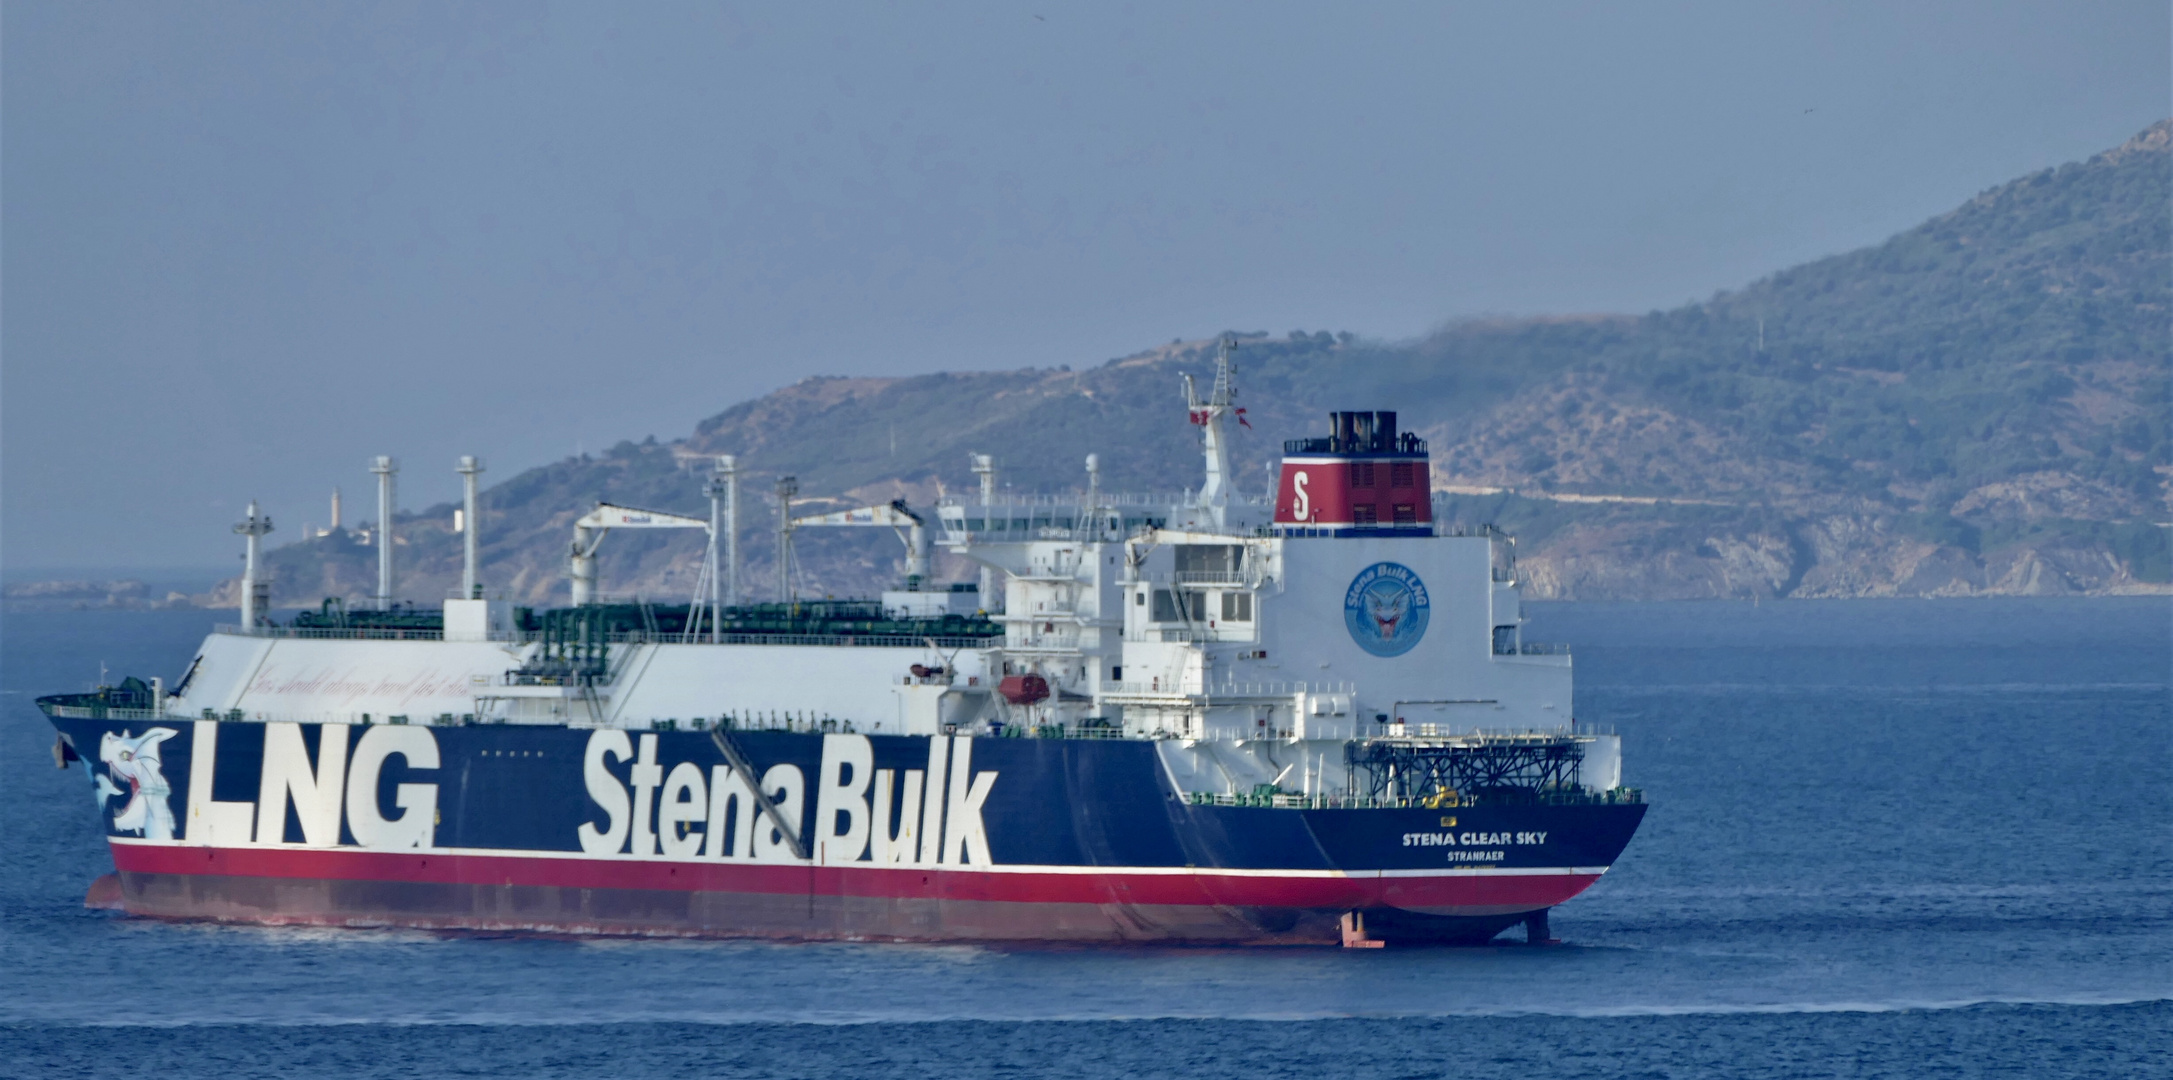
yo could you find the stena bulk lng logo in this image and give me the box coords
[98,721,998,869]
[577,732,1000,867]
[1344,562,1430,658]
[131,721,444,849]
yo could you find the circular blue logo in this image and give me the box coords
[1344,562,1430,657]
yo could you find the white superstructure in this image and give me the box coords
[160,346,1614,803]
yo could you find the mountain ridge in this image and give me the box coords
[232,122,2172,607]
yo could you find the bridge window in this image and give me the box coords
[1175,544,1241,575]
[1221,592,1253,622]
[1153,589,1207,622]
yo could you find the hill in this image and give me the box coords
[236,122,2172,607]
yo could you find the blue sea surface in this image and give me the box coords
[2,598,2166,1078]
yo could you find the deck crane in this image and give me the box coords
[790,499,929,591]
[567,503,712,608]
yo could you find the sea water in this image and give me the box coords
[2,598,2166,1078]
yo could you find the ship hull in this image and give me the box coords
[52,716,1644,946]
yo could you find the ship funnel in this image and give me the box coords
[1274,412,1431,531]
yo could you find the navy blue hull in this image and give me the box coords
[50,716,1644,945]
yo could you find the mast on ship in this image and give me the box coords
[457,456,485,599]
[233,500,273,628]
[1184,334,1242,529]
[370,455,398,608]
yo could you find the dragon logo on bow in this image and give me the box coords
[97,727,179,840]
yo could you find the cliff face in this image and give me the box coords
[243,123,2171,607]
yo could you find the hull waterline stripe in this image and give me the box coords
[104,837,1608,878]
[108,840,1607,909]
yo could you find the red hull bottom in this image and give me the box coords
[106,870,1551,946]
[100,843,1609,946]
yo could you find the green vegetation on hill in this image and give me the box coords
[1633,123,2169,509]
[254,122,2171,603]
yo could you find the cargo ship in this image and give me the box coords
[42,345,1645,946]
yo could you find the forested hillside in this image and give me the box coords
[240,122,2170,606]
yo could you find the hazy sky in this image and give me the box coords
[4,1,2166,571]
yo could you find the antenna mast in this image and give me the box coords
[1183,334,1240,527]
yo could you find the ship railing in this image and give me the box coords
[1172,570,1250,586]
[1434,523,1507,538]
[1063,724,1128,739]
[1512,787,1644,806]
[1147,628,1262,644]
[45,704,458,726]
[583,592,717,607]
[1389,723,1567,740]
[895,674,977,687]
[940,522,1145,544]
[1098,679,1353,699]
[936,492,1204,509]
[685,632,996,649]
[501,672,604,687]
[1185,791,1406,810]
[1121,569,1267,586]
[1204,680,1355,698]
[987,722,1128,740]
[532,630,999,649]
[213,624,1001,649]
[1017,559,1086,579]
[1183,786,1644,810]
[1117,569,1259,587]
[1510,642,1570,656]
[215,624,461,641]
[1007,632,1083,650]
[1101,680,1201,697]
[555,630,997,649]
[43,704,169,720]
[1152,629,1212,643]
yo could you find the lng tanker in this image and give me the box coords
[42,347,1645,946]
